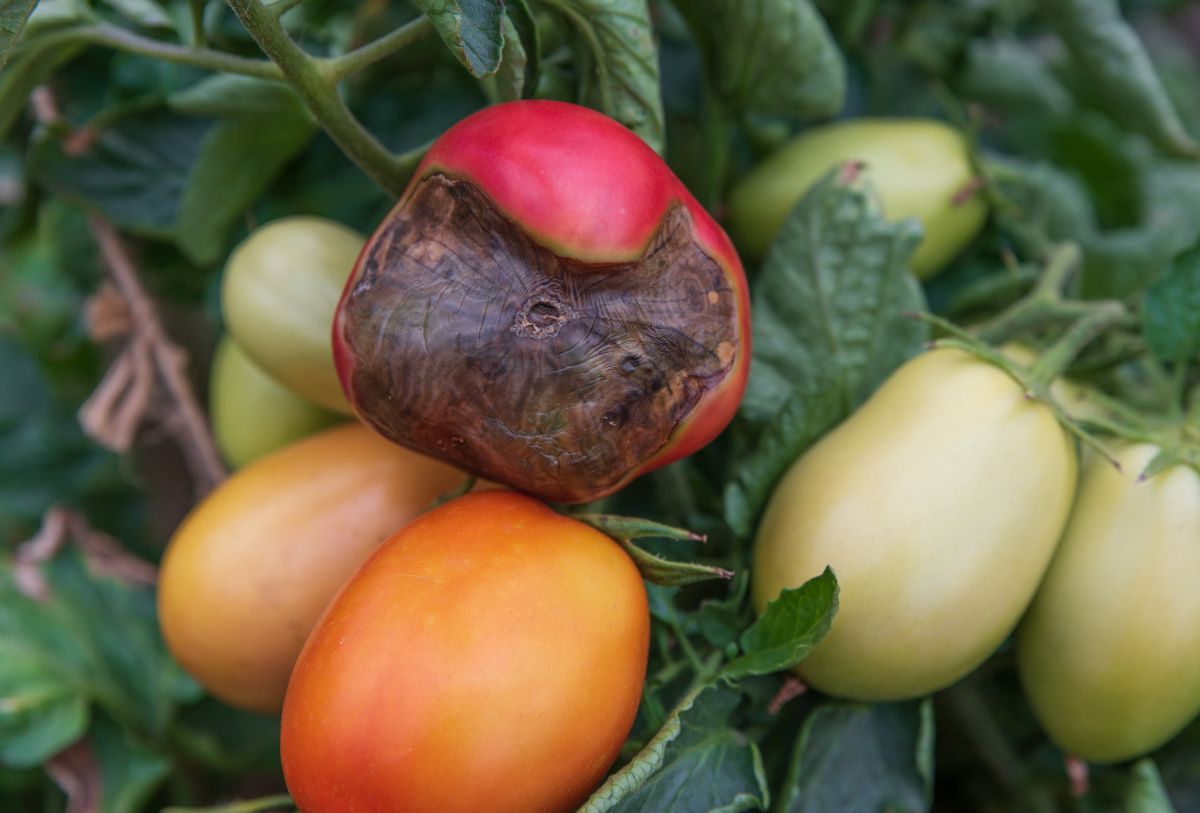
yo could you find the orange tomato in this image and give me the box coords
[280,490,650,813]
[158,423,468,714]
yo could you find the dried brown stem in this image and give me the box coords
[45,738,101,813]
[86,215,227,497]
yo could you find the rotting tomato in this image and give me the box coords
[1017,444,1200,763]
[752,348,1077,701]
[729,119,987,279]
[222,216,365,414]
[333,100,750,504]
[280,490,650,813]
[158,423,468,714]
[209,335,341,468]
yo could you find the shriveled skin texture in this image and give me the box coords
[338,174,739,503]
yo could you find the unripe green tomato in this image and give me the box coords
[729,119,987,280]
[221,217,365,413]
[1017,445,1200,763]
[752,348,1077,701]
[209,336,341,468]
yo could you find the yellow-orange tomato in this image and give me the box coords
[280,491,650,813]
[158,423,468,714]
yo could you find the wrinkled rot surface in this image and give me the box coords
[334,102,749,503]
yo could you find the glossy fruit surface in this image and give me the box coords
[222,216,365,414]
[158,423,467,713]
[281,490,649,813]
[209,335,341,468]
[1017,444,1200,763]
[729,118,987,279]
[334,100,750,503]
[752,348,1076,701]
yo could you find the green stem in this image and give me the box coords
[323,16,433,81]
[162,794,295,813]
[974,243,1083,345]
[189,0,206,48]
[78,23,283,79]
[1028,301,1127,391]
[224,0,415,197]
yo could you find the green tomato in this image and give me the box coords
[210,336,342,468]
[752,348,1077,701]
[221,217,365,413]
[1017,445,1200,763]
[729,119,988,280]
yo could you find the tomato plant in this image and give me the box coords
[158,423,469,713]
[6,0,1200,811]
[280,490,650,813]
[334,100,751,503]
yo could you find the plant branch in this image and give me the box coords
[225,0,416,197]
[78,23,283,79]
[322,15,433,82]
[88,215,228,498]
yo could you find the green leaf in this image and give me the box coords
[31,108,211,239]
[168,74,300,118]
[0,545,198,770]
[548,0,666,153]
[960,38,1073,118]
[0,0,39,69]
[175,85,314,264]
[617,538,733,587]
[1143,246,1200,363]
[493,13,526,102]
[1042,0,1200,159]
[412,0,504,79]
[1126,759,1177,813]
[673,0,845,119]
[776,700,935,813]
[723,386,843,538]
[740,168,927,424]
[582,686,769,813]
[89,714,172,813]
[0,29,85,140]
[722,567,837,681]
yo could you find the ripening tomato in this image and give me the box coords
[209,335,341,468]
[729,119,987,279]
[1017,444,1200,763]
[752,348,1077,701]
[334,100,750,503]
[222,217,365,414]
[281,490,650,813]
[158,423,468,713]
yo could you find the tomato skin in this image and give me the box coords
[158,423,467,714]
[333,101,750,503]
[752,348,1076,701]
[729,119,987,280]
[1017,445,1200,763]
[222,217,365,414]
[209,336,341,468]
[280,490,649,813]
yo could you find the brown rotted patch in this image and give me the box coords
[338,174,739,503]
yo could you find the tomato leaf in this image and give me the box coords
[723,385,843,538]
[48,714,173,813]
[545,0,666,153]
[1042,0,1200,159]
[0,29,84,140]
[175,82,315,265]
[0,0,40,69]
[672,0,845,119]
[1124,759,1176,813]
[740,168,927,424]
[411,0,504,79]
[0,546,199,769]
[722,567,837,681]
[98,0,171,30]
[581,685,769,813]
[775,700,935,813]
[1142,246,1200,364]
[960,38,1073,118]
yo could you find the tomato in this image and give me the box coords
[1016,445,1200,763]
[752,348,1077,701]
[222,216,365,414]
[280,490,649,813]
[333,100,750,503]
[158,423,468,714]
[209,335,341,468]
[728,119,988,280]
